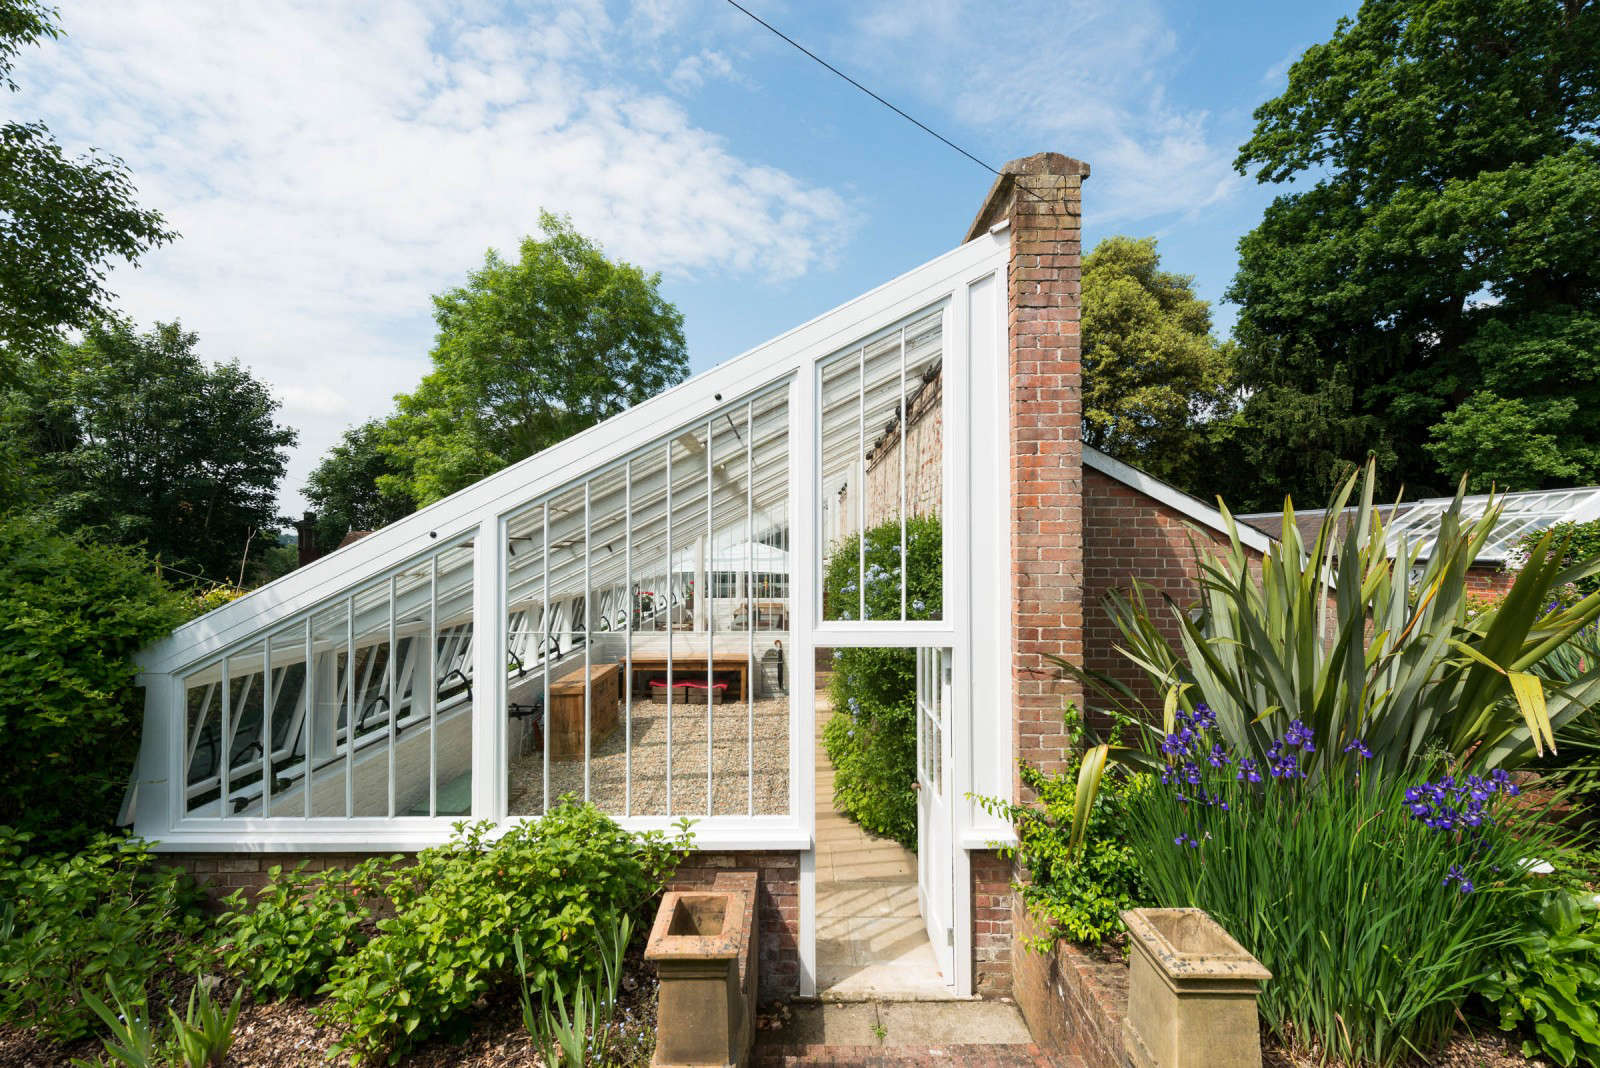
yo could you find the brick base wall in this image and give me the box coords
[170,851,394,902]
[1011,901,1127,1067]
[168,847,801,1002]
[971,850,1014,998]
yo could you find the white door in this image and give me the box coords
[915,647,954,982]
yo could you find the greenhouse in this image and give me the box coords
[126,152,1137,1002]
[127,210,1019,988]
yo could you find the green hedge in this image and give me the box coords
[821,515,940,848]
[0,515,189,849]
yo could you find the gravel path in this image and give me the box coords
[508,695,791,817]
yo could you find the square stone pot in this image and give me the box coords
[646,871,758,1067]
[1121,908,1271,1068]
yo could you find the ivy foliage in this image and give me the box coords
[820,515,941,849]
[0,512,189,848]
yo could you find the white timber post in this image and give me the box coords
[472,515,507,823]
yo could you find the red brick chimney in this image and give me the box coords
[966,152,1090,783]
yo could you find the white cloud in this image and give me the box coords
[10,0,853,513]
[668,50,738,94]
[844,0,1244,225]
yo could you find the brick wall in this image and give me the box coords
[1465,565,1514,597]
[169,847,801,1002]
[172,851,396,901]
[971,850,1014,998]
[967,151,1091,787]
[1082,468,1241,715]
[862,371,943,527]
[1011,901,1127,1068]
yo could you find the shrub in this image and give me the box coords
[821,513,941,623]
[823,649,918,847]
[975,705,1149,946]
[821,515,940,848]
[218,856,399,1000]
[0,829,208,1041]
[1511,518,1600,601]
[0,515,189,848]
[314,806,690,1065]
[1123,708,1568,1066]
[1477,889,1600,1067]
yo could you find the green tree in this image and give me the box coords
[1426,311,1600,490]
[0,513,188,847]
[1081,236,1235,484]
[14,319,296,585]
[382,212,688,505]
[1220,0,1600,510]
[304,418,416,549]
[0,1,175,376]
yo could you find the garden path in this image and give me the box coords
[813,693,953,999]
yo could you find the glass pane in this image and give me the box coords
[819,346,862,620]
[668,423,710,814]
[307,604,350,817]
[220,642,265,818]
[629,444,672,815]
[631,444,671,635]
[347,579,393,817]
[507,507,547,818]
[751,389,791,815]
[430,541,475,817]
[184,672,223,815]
[819,308,943,622]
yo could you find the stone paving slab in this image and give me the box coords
[764,1001,1037,1047]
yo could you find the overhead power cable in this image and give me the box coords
[720,0,1048,205]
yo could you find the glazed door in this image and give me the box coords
[915,647,954,982]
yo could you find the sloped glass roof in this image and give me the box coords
[1384,485,1600,563]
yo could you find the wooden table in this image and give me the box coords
[626,654,748,703]
[548,662,621,761]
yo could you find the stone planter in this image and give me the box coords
[1121,908,1271,1068]
[646,870,758,1067]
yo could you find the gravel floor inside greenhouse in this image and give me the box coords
[506,695,791,817]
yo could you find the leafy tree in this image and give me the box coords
[304,418,416,549]
[1426,311,1600,490]
[1219,0,1600,511]
[1080,236,1235,484]
[15,319,296,585]
[0,513,189,848]
[0,1,175,376]
[382,212,688,505]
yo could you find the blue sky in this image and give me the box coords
[12,0,1355,513]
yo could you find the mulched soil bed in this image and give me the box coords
[0,950,661,1067]
[1263,1028,1550,1068]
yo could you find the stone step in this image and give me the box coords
[756,1043,1070,1067]
[757,1000,1043,1057]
